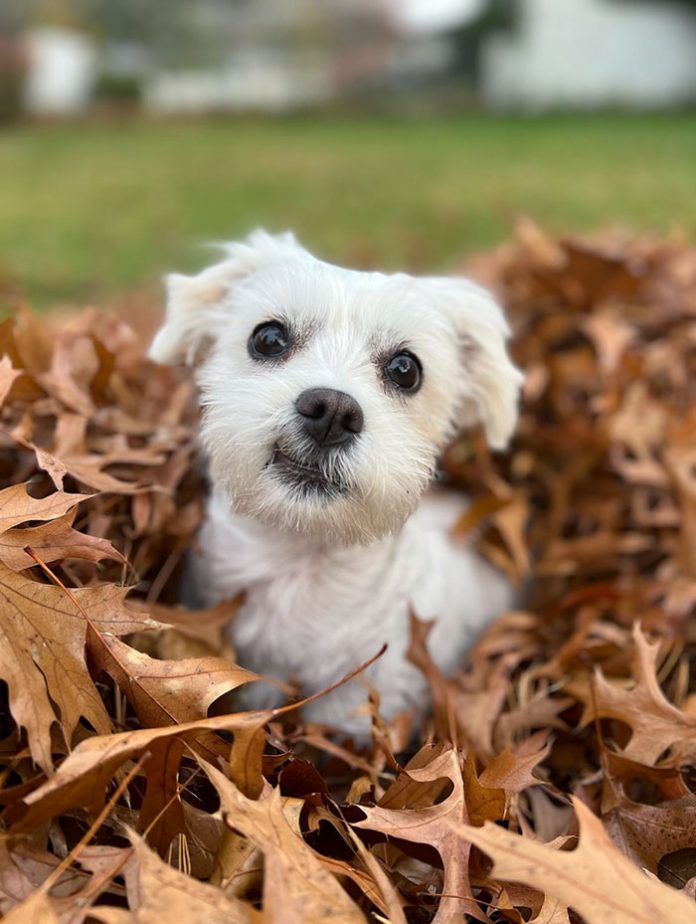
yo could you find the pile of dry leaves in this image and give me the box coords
[0,221,695,923]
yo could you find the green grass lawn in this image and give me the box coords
[1,112,695,308]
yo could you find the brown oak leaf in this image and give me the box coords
[92,831,252,923]
[355,746,485,923]
[574,624,696,765]
[456,797,696,924]
[202,758,366,924]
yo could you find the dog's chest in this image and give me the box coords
[187,490,513,714]
[190,496,423,682]
[236,543,423,687]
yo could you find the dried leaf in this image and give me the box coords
[202,759,366,924]
[0,484,93,534]
[0,510,124,571]
[574,625,696,765]
[0,355,22,408]
[0,563,111,772]
[89,633,261,727]
[1,891,59,923]
[111,830,252,923]
[13,708,276,830]
[356,748,483,923]
[457,797,696,924]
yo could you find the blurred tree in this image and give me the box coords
[0,0,31,33]
[0,0,248,67]
[31,0,85,29]
[0,1,29,122]
[0,34,27,122]
[452,0,517,81]
[80,0,226,67]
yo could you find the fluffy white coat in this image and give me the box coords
[149,232,523,735]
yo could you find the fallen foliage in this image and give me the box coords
[0,222,694,922]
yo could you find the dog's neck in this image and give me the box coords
[200,490,404,600]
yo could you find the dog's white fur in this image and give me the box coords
[150,232,523,735]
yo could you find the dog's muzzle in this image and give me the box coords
[266,388,362,499]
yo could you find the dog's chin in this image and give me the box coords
[223,462,407,546]
[268,446,347,501]
[214,443,424,545]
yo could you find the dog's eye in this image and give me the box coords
[249,322,290,359]
[384,351,422,393]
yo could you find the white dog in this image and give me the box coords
[149,232,522,736]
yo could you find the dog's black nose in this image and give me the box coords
[295,388,364,448]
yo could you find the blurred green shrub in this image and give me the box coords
[94,72,142,105]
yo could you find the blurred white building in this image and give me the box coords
[143,0,394,113]
[483,0,696,109]
[145,55,332,113]
[14,0,696,115]
[23,26,97,116]
[141,0,484,114]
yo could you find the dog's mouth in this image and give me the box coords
[269,446,347,497]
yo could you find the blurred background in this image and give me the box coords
[0,0,695,310]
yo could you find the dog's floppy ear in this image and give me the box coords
[149,231,301,365]
[443,279,523,450]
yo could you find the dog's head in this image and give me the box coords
[150,232,522,544]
